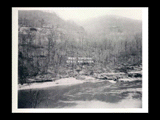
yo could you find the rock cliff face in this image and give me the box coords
[18,10,86,84]
[18,10,86,42]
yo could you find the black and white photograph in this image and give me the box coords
[12,7,148,113]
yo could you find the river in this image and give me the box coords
[18,79,142,108]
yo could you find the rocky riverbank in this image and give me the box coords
[19,64,142,90]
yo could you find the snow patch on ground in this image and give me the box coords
[18,77,103,90]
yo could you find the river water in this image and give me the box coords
[18,79,142,108]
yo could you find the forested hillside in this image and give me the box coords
[18,10,142,84]
[78,15,142,68]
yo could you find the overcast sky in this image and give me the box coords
[17,7,142,21]
[44,8,142,21]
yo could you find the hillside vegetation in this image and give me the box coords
[18,10,142,84]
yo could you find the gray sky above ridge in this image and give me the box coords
[45,8,142,21]
[17,7,142,21]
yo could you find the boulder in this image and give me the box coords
[97,74,107,79]
[128,71,142,78]
[35,73,54,81]
[95,74,116,80]
[94,72,125,80]
[118,78,142,82]
[76,75,86,80]
[79,70,87,75]
[93,73,98,78]
[26,78,36,83]
[60,74,69,78]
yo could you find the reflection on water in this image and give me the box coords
[61,99,142,108]
[18,80,142,108]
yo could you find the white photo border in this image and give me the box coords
[12,7,148,113]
